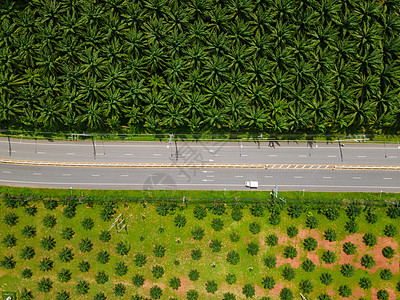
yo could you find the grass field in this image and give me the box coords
[0,192,399,299]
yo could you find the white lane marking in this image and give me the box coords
[208,159,214,162]
[206,175,215,178]
[383,178,392,180]
[91,174,100,177]
[294,176,302,179]
[265,175,273,178]
[37,152,46,154]
[153,154,162,156]
[202,179,214,182]
[33,173,41,175]
[209,150,215,153]
[323,177,332,179]
[177,175,186,177]
[66,153,75,155]
[120,175,129,177]
[357,156,366,158]
[235,175,244,178]
[2,171,11,174]
[268,155,277,157]
[62,174,71,176]
[124,153,133,156]
[202,171,214,173]
[212,154,220,157]
[298,155,307,157]
[388,156,397,158]
[328,155,336,158]
[240,155,248,157]
[353,177,361,179]
[149,174,158,177]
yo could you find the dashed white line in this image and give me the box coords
[383,178,392,180]
[66,153,75,155]
[62,174,71,176]
[264,175,273,178]
[328,155,336,158]
[298,155,307,157]
[235,175,244,178]
[323,177,332,179]
[37,152,46,154]
[2,171,11,174]
[177,175,186,177]
[33,173,41,175]
[120,175,129,177]
[294,176,302,179]
[124,153,133,156]
[202,171,214,173]
[388,156,397,158]
[202,179,214,182]
[206,175,215,178]
[241,155,248,157]
[212,154,220,157]
[357,156,366,158]
[91,174,100,177]
[268,155,277,157]
[353,177,361,179]
[153,154,162,156]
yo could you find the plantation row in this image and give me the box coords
[1,194,400,299]
[1,0,400,134]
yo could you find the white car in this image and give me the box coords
[245,181,258,188]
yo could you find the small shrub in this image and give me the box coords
[247,242,259,256]
[187,290,198,300]
[306,216,318,229]
[116,241,130,255]
[209,239,222,252]
[21,225,36,238]
[384,224,398,237]
[338,285,352,297]
[211,218,224,231]
[361,254,376,269]
[366,212,378,224]
[174,260,180,266]
[343,242,356,255]
[24,205,37,216]
[282,266,295,281]
[262,276,275,290]
[100,202,116,221]
[60,227,74,240]
[38,277,53,293]
[97,251,110,264]
[344,220,357,233]
[40,236,56,251]
[231,207,243,221]
[188,269,200,281]
[63,204,77,219]
[22,268,33,279]
[223,293,236,300]
[322,250,336,264]
[363,232,377,246]
[302,259,315,272]
[113,283,125,297]
[346,202,361,219]
[2,234,16,248]
[78,261,90,272]
[115,261,128,276]
[20,288,33,300]
[287,226,298,238]
[266,234,278,246]
[359,277,372,289]
[58,268,72,283]
[377,290,389,300]
[287,204,302,218]
[209,202,226,215]
[44,199,58,210]
[324,229,337,242]
[318,294,332,300]
[191,227,205,240]
[249,222,261,234]
[191,249,202,260]
[43,214,57,228]
[59,247,74,263]
[380,268,393,280]
[79,238,93,253]
[152,265,164,279]
[76,280,90,295]
[387,205,400,218]
[299,279,313,294]
[284,246,298,259]
[340,263,355,277]
[303,237,318,251]
[150,285,162,299]
[264,255,277,268]
[397,281,400,292]
[156,202,168,216]
[81,217,94,230]
[169,277,181,290]
[280,287,293,300]
[3,212,18,226]
[94,293,106,300]
[382,246,395,258]
[250,203,264,217]
[95,271,109,284]
[206,280,218,294]
[230,231,240,242]
[269,213,281,225]
[39,257,54,271]
[174,214,186,228]
[322,207,340,220]
[154,244,166,257]
[226,273,236,284]
[193,205,207,219]
[132,274,145,287]
[134,253,147,267]
[320,272,333,285]
[99,230,111,242]
[242,284,255,298]
[226,250,240,265]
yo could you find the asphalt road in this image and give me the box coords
[0,138,399,192]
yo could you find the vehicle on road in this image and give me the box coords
[245,181,258,188]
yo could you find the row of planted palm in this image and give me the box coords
[0,0,399,134]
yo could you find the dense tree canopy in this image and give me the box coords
[1,0,400,134]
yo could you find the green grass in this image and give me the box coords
[1,194,399,299]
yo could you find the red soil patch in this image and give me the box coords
[267,282,285,297]
[276,245,301,268]
[306,252,320,266]
[371,288,397,300]
[254,284,264,298]
[177,276,194,296]
[352,286,366,299]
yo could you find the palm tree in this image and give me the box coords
[79,102,105,130]
[79,49,106,78]
[163,81,186,104]
[228,69,249,94]
[183,92,207,119]
[123,28,146,57]
[228,18,254,46]
[0,94,21,125]
[247,82,269,108]
[124,79,149,106]
[102,39,127,66]
[245,106,267,131]
[167,2,191,32]
[227,0,255,21]
[104,13,127,42]
[102,88,127,120]
[126,57,148,80]
[35,97,65,129]
[185,43,207,69]
[143,17,170,46]
[354,50,383,76]
[144,43,168,73]
[165,29,188,58]
[227,45,251,71]
[162,103,187,129]
[56,35,82,65]
[163,57,188,83]
[103,64,127,89]
[143,90,166,117]
[203,81,229,108]
[143,0,169,19]
[204,107,228,130]
[246,57,269,84]
[207,5,232,34]
[287,105,312,132]
[289,60,315,91]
